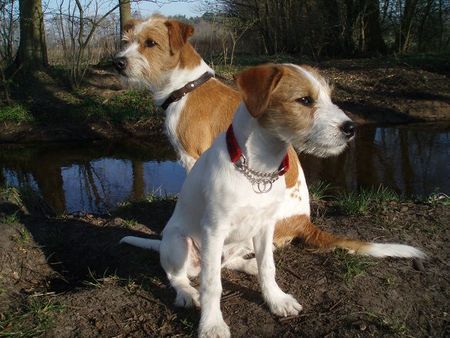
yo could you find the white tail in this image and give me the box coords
[358,243,426,259]
[120,236,161,252]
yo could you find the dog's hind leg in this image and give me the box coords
[160,230,200,308]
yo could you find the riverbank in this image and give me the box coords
[0,187,448,336]
[0,55,449,143]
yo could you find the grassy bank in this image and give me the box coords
[0,185,448,336]
[1,54,449,143]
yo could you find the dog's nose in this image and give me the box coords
[113,57,127,71]
[340,121,356,139]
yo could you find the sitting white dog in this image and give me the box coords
[120,64,421,337]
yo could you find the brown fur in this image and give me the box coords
[259,65,316,134]
[178,78,241,158]
[235,65,283,118]
[273,215,369,253]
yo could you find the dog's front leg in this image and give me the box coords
[198,225,230,338]
[253,222,303,317]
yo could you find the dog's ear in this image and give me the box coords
[165,20,194,54]
[235,64,283,118]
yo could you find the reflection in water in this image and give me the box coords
[1,124,449,214]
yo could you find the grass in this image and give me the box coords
[334,249,374,283]
[336,186,399,216]
[16,227,31,244]
[0,104,34,123]
[426,192,450,206]
[309,181,332,202]
[0,187,23,206]
[82,89,159,124]
[122,218,139,229]
[0,297,64,337]
[0,212,19,225]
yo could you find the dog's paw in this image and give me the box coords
[199,320,230,338]
[174,288,200,308]
[267,293,303,317]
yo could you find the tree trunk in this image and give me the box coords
[15,0,47,69]
[399,0,419,53]
[119,0,132,38]
[364,0,386,54]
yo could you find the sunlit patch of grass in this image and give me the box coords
[336,186,399,215]
[0,104,34,123]
[122,218,139,229]
[0,297,64,337]
[334,249,375,283]
[82,89,159,124]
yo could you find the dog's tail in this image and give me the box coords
[120,236,161,252]
[274,215,426,259]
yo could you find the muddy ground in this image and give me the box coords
[1,56,449,143]
[0,190,448,337]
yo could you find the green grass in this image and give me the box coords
[426,192,450,206]
[0,212,19,225]
[336,186,399,216]
[121,218,139,229]
[0,297,64,337]
[0,187,22,206]
[82,89,159,124]
[334,249,374,283]
[0,104,34,124]
[309,181,332,202]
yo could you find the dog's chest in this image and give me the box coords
[226,201,280,243]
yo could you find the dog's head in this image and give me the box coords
[113,15,200,91]
[235,64,355,157]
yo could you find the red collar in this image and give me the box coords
[226,124,289,176]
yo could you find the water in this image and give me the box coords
[1,124,449,214]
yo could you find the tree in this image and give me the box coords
[119,0,132,38]
[15,0,47,69]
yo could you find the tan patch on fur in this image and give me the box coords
[273,214,368,253]
[177,78,241,158]
[235,65,283,117]
[285,146,299,189]
[258,66,316,136]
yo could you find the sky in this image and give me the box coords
[134,1,206,18]
[44,0,207,19]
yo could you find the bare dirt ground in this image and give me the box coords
[1,191,448,337]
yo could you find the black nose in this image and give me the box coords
[113,57,127,71]
[340,121,356,139]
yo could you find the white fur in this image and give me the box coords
[362,243,426,258]
[122,104,306,336]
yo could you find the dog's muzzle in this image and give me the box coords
[113,57,127,73]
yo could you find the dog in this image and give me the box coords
[121,63,361,337]
[114,15,425,261]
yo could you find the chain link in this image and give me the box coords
[234,154,283,193]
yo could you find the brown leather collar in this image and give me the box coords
[161,72,213,110]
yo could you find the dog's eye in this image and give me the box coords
[145,39,157,48]
[296,96,313,106]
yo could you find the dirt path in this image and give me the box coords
[1,190,448,337]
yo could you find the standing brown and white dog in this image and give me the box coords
[114,15,424,260]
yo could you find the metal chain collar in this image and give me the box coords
[234,154,284,193]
